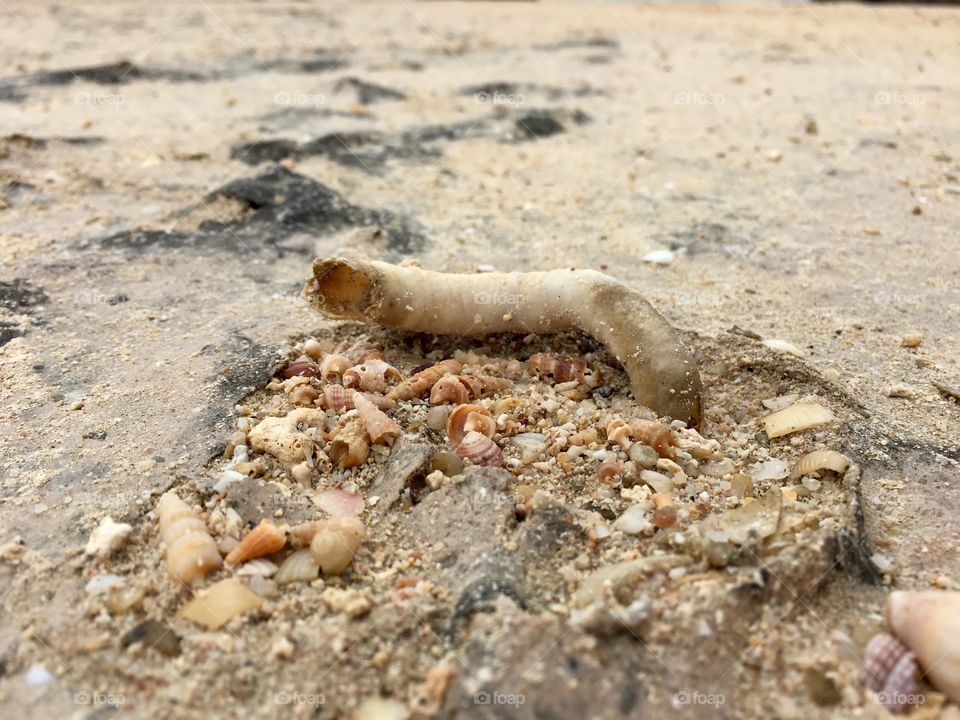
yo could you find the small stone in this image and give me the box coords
[614,505,651,535]
[270,636,295,659]
[766,149,783,162]
[321,586,371,618]
[902,334,922,348]
[25,665,54,687]
[641,249,674,265]
[120,620,181,657]
[887,385,918,399]
[84,517,133,559]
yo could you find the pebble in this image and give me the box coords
[887,385,918,399]
[628,443,659,469]
[641,249,674,265]
[84,516,133,559]
[902,334,922,348]
[25,665,54,687]
[84,574,125,595]
[614,505,651,535]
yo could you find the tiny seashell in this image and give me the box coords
[177,578,262,631]
[596,460,621,482]
[760,402,834,439]
[353,392,401,446]
[320,353,350,380]
[627,419,677,458]
[387,359,462,401]
[447,404,494,445]
[605,417,633,448]
[274,548,320,585]
[225,519,286,566]
[760,338,805,357]
[309,517,365,575]
[288,384,319,407]
[862,632,918,712]
[343,359,403,393]
[429,375,471,405]
[248,408,325,466]
[157,492,222,585]
[789,450,850,481]
[329,418,370,469]
[885,590,960,704]
[320,384,355,411]
[284,354,322,379]
[234,558,278,577]
[455,431,503,467]
[528,353,595,384]
[317,488,365,518]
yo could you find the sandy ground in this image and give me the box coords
[1,1,959,719]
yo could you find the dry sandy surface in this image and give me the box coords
[1,1,959,719]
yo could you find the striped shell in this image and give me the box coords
[343,359,403,393]
[157,492,222,585]
[789,450,850,481]
[329,418,370,469]
[527,353,592,384]
[225,519,286,566]
[862,633,918,713]
[284,354,322,379]
[429,374,513,405]
[387,359,462,402]
[320,353,350,380]
[456,431,503,467]
[321,384,354,411]
[447,404,495,445]
[353,391,401,446]
[885,591,960,704]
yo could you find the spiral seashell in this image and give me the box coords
[528,353,595,384]
[225,519,286,566]
[329,418,370,468]
[320,353,350,380]
[320,384,355,411]
[627,419,677,458]
[862,632,919,713]
[284,354,322,379]
[429,375,471,405]
[248,408,325,466]
[387,359,462,402]
[343,359,403,393]
[885,590,960,704]
[455,431,503,467]
[353,391,401,446]
[447,404,495,445]
[157,492,222,585]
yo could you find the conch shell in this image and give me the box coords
[225,519,286,566]
[387,359,462,402]
[456,431,503,467]
[353,392,400,446]
[157,491,222,585]
[343,359,402,393]
[885,590,960,703]
[627,419,677,458]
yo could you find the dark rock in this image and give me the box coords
[335,77,406,104]
[368,439,434,511]
[0,279,48,312]
[515,111,565,139]
[120,620,182,657]
[220,478,317,525]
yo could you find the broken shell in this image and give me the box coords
[510,432,548,465]
[329,418,370,469]
[288,384,319,407]
[446,404,494,445]
[789,450,850,481]
[455,431,503,467]
[528,353,590,383]
[760,402,835,439]
[720,490,782,544]
[426,404,452,431]
[157,492,222,585]
[317,488,365,518]
[84,516,133,559]
[343,359,403,393]
[387,359,462,402]
[429,375,471,405]
[274,548,320,585]
[309,517,365,575]
[353,391,401,446]
[862,633,919,713]
[885,590,960,703]
[248,408,325,466]
[627,418,677,458]
[605,417,634,449]
[177,578,262,630]
[320,353,350,380]
[225,519,286,566]
[284,354,322,379]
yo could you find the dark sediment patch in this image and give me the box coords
[334,77,406,104]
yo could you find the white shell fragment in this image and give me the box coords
[789,450,850,481]
[84,516,133,559]
[720,490,782,544]
[177,578,263,630]
[760,338,805,357]
[641,249,675,265]
[760,403,835,439]
[750,458,790,482]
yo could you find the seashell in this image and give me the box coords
[353,391,401,446]
[359,348,385,362]
[309,517,366,575]
[225,519,286,566]
[862,632,919,713]
[157,492,222,585]
[302,338,325,360]
[651,492,677,529]
[455,431,503,467]
[760,402,835,439]
[510,432,548,465]
[493,396,522,415]
[885,590,960,704]
[317,488,365,518]
[288,384,319,407]
[234,558,278,577]
[627,419,677,458]
[789,450,850,481]
[387,359,462,402]
[320,384,355,411]
[597,460,622,482]
[286,520,324,547]
[446,404,494,445]
[429,375,471,405]
[177,578,262,630]
[284,354,322,379]
[320,353,350,380]
[248,408,325,466]
[605,417,633,449]
[570,427,600,447]
[329,418,370,468]
[527,353,591,384]
[720,489,781,544]
[343,359,403,393]
[426,404,452,431]
[274,548,320,585]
